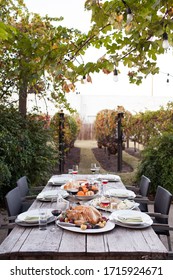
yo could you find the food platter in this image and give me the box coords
[90,196,139,212]
[61,180,99,200]
[61,181,86,191]
[56,220,115,233]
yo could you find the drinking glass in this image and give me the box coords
[56,195,69,213]
[39,209,47,230]
[72,165,78,175]
[68,168,73,180]
[101,179,108,195]
[51,196,69,232]
[90,163,97,174]
[95,166,100,174]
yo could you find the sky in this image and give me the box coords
[24,0,173,118]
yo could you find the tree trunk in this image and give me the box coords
[19,78,28,118]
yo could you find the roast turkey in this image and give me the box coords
[66,205,102,226]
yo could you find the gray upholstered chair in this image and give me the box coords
[17,176,43,202]
[127,175,151,212]
[5,186,31,220]
[146,186,173,251]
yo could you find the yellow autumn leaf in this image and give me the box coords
[87,74,92,83]
[125,23,132,32]
[52,44,58,50]
[102,68,111,74]
[116,14,123,23]
[62,83,70,93]
[68,83,76,92]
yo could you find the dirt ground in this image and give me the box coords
[59,145,136,174]
[92,147,133,173]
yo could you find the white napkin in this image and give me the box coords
[48,176,69,185]
[24,215,39,223]
[117,216,143,223]
[110,191,130,197]
[37,190,68,200]
[97,174,121,182]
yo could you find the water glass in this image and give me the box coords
[95,166,100,174]
[57,196,69,212]
[39,209,47,230]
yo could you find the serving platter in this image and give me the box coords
[90,196,139,212]
[56,220,115,233]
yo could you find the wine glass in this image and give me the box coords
[101,179,108,195]
[66,188,78,207]
[72,165,78,175]
[51,209,62,232]
[90,163,97,174]
[51,195,69,232]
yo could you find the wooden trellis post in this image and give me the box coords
[59,110,65,173]
[117,112,124,172]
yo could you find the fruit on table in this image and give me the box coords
[76,183,99,196]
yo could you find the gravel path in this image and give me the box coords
[74,140,107,174]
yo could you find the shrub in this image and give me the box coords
[0,105,57,201]
[50,112,81,152]
[136,132,173,194]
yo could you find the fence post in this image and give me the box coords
[59,110,65,173]
[117,112,124,172]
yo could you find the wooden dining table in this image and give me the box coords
[0,174,168,260]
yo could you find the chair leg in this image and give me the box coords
[167,235,172,251]
[157,234,172,251]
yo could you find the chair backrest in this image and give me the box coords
[138,175,151,212]
[154,186,172,224]
[17,176,29,198]
[139,175,151,197]
[5,187,22,217]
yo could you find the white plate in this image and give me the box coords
[48,176,69,186]
[96,174,121,182]
[37,190,68,201]
[56,220,115,233]
[15,209,55,226]
[113,221,152,229]
[90,197,139,212]
[105,188,136,198]
[109,210,153,227]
